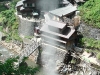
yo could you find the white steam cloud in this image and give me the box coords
[36,0,60,12]
[42,46,59,75]
[37,0,61,75]
[41,15,60,75]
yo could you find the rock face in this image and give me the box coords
[18,17,35,37]
[78,23,100,40]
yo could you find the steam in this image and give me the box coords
[37,0,61,75]
[36,0,60,12]
[42,46,59,75]
[41,15,59,75]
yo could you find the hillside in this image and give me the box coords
[79,0,100,28]
[78,0,100,60]
[0,0,22,42]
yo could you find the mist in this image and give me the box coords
[42,46,59,75]
[41,18,60,75]
[36,0,60,12]
[37,0,61,75]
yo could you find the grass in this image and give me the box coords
[85,49,100,60]
[97,53,100,60]
[0,0,22,42]
[78,0,100,28]
[81,37,100,49]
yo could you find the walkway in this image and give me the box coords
[18,38,42,63]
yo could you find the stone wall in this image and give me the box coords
[18,17,35,37]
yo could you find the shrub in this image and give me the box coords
[97,53,100,60]
[79,0,100,28]
[81,38,100,49]
[0,0,22,42]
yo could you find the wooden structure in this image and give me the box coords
[40,5,80,50]
[16,0,39,17]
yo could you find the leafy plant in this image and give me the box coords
[97,53,100,60]
[81,37,100,49]
[0,57,39,75]
[79,0,100,28]
[0,0,22,42]
[0,3,8,12]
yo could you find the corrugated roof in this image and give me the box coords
[49,5,77,17]
[16,1,23,7]
[46,20,66,29]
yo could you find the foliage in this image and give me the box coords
[0,0,11,2]
[85,49,100,61]
[81,37,100,49]
[85,49,90,53]
[0,3,7,12]
[97,53,100,60]
[0,26,3,31]
[0,0,22,42]
[79,0,100,28]
[25,36,34,39]
[10,0,20,9]
[0,57,39,75]
[71,59,76,64]
[1,9,16,27]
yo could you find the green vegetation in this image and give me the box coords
[85,49,100,60]
[25,36,34,39]
[81,37,100,60]
[0,0,11,2]
[0,0,22,42]
[71,59,76,64]
[81,37,100,49]
[79,0,100,28]
[0,3,7,12]
[97,53,100,60]
[79,0,100,60]
[0,57,39,75]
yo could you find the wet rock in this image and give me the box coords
[78,23,100,40]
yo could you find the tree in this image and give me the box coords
[0,57,39,75]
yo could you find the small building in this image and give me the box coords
[40,4,80,50]
[16,0,39,18]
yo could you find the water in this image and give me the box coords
[0,45,15,61]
